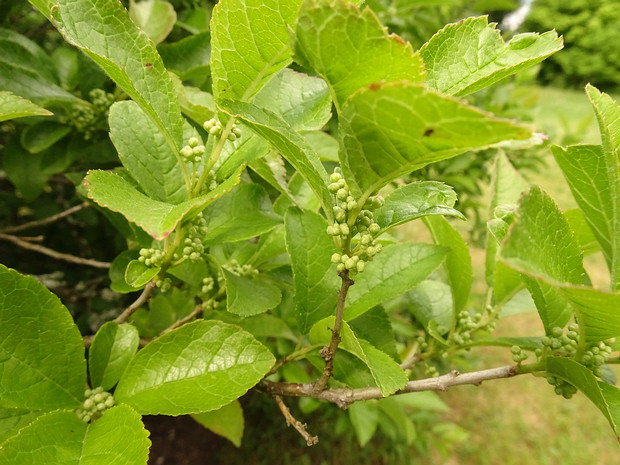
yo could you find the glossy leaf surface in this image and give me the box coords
[420,16,562,97]
[115,320,275,415]
[0,265,85,410]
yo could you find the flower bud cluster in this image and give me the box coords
[423,363,439,378]
[155,277,172,292]
[69,89,115,139]
[326,169,385,274]
[452,308,496,345]
[89,88,115,110]
[188,212,208,237]
[546,375,578,399]
[204,170,218,191]
[510,345,528,364]
[540,325,579,356]
[201,276,214,295]
[220,259,258,278]
[75,387,115,423]
[203,119,242,141]
[203,297,221,311]
[180,137,205,164]
[138,246,165,267]
[582,341,612,378]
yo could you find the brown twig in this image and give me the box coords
[0,232,111,269]
[313,270,354,393]
[273,394,318,446]
[263,365,520,409]
[113,281,157,324]
[1,202,89,234]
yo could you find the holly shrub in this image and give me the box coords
[1,0,620,463]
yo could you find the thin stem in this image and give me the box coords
[267,344,324,377]
[0,233,110,269]
[193,119,235,197]
[313,270,355,393]
[262,364,530,409]
[113,281,156,324]
[159,303,204,336]
[1,202,89,234]
[273,395,318,446]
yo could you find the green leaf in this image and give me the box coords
[252,68,332,131]
[192,400,244,447]
[546,357,620,438]
[423,215,472,313]
[129,0,176,45]
[294,0,424,111]
[88,322,140,391]
[420,16,562,97]
[338,82,531,197]
[344,242,450,320]
[53,0,184,146]
[211,312,297,342]
[500,187,587,332]
[303,130,339,162]
[565,208,601,256]
[84,166,243,240]
[552,144,617,278]
[125,260,160,288]
[108,101,188,203]
[348,401,379,447]
[582,85,620,290]
[201,184,282,245]
[0,410,43,445]
[559,287,620,342]
[159,32,212,81]
[219,99,333,216]
[376,397,417,445]
[0,91,52,121]
[213,129,271,181]
[0,406,150,464]
[284,208,340,333]
[115,320,275,415]
[109,250,141,294]
[406,280,453,333]
[0,265,85,411]
[20,122,71,154]
[349,306,399,360]
[374,182,465,233]
[485,152,529,301]
[310,317,407,396]
[210,0,301,101]
[27,0,56,17]
[223,269,282,317]
[0,28,78,106]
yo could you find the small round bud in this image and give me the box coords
[368,223,381,235]
[330,172,342,183]
[336,263,346,272]
[331,253,341,264]
[188,137,199,148]
[328,183,341,193]
[339,223,350,236]
[336,189,348,201]
[356,261,365,272]
[345,258,356,270]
